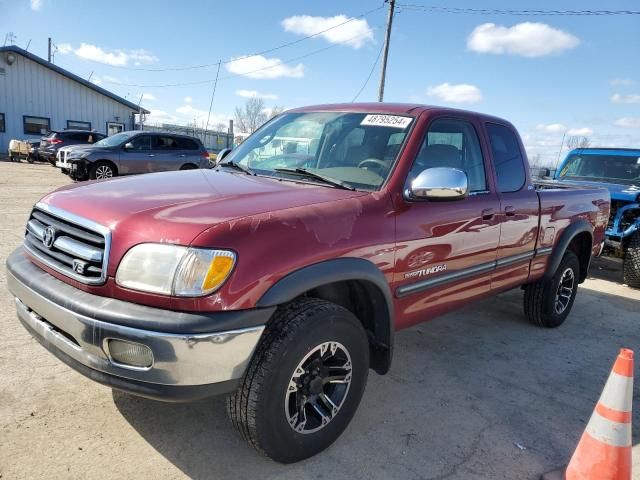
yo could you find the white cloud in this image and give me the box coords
[282,15,374,49]
[142,93,156,101]
[30,0,43,11]
[184,96,193,103]
[58,43,158,66]
[536,123,566,134]
[57,43,73,54]
[144,109,178,125]
[174,104,230,128]
[426,83,483,103]
[468,22,580,57]
[226,55,304,79]
[566,127,593,136]
[610,78,635,86]
[615,117,640,128]
[611,93,640,104]
[236,89,278,100]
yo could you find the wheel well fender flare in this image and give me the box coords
[257,258,394,373]
[543,219,593,282]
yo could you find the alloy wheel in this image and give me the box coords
[554,267,575,314]
[285,341,353,434]
[95,165,113,179]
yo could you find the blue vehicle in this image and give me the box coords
[555,148,640,287]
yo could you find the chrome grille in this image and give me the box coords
[23,203,111,285]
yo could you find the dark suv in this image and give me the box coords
[40,130,106,165]
[56,131,211,180]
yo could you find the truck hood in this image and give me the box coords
[41,169,367,248]
[554,178,640,202]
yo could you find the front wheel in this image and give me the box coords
[524,250,580,328]
[89,161,116,180]
[623,231,640,288]
[227,298,369,463]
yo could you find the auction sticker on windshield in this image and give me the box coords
[361,114,412,129]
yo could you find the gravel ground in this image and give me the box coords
[1,161,638,479]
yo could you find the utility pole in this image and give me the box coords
[378,0,395,102]
[48,37,52,62]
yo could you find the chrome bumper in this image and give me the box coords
[7,249,267,394]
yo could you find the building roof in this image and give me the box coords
[0,45,150,114]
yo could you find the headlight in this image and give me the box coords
[116,243,236,296]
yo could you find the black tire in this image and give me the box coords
[89,161,117,180]
[179,163,197,170]
[623,231,640,288]
[524,250,580,328]
[227,297,369,463]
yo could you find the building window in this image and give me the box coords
[0,113,5,133]
[67,120,91,131]
[23,115,51,135]
[107,122,125,136]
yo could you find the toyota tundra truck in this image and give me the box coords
[6,104,609,463]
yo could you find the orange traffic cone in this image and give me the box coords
[542,348,634,480]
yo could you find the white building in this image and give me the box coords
[0,45,149,152]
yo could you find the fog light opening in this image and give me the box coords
[105,339,154,369]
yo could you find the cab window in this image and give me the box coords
[408,118,487,192]
[486,123,526,193]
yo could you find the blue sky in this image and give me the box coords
[2,0,639,165]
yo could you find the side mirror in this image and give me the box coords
[410,167,468,200]
[123,142,134,151]
[541,167,551,178]
[216,148,232,164]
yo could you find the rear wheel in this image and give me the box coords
[623,231,640,288]
[89,161,116,180]
[524,250,580,328]
[227,297,369,463]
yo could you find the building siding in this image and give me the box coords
[0,51,138,152]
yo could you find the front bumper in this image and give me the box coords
[7,248,272,401]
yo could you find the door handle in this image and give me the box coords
[147,154,155,157]
[504,206,516,216]
[178,154,186,158]
[481,208,495,220]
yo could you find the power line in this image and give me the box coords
[396,4,640,15]
[104,5,385,72]
[100,28,381,88]
[352,43,384,102]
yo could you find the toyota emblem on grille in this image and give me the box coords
[42,226,56,249]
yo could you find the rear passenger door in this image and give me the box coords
[151,135,182,172]
[177,137,204,168]
[485,123,540,291]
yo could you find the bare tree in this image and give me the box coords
[234,97,267,134]
[268,105,285,119]
[566,136,591,150]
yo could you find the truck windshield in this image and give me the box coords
[223,112,414,190]
[559,153,640,186]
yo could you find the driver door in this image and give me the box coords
[394,116,500,329]
[119,134,153,174]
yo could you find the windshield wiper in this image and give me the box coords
[218,160,254,175]
[274,167,356,191]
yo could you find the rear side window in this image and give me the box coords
[176,137,200,150]
[486,123,526,193]
[155,136,180,149]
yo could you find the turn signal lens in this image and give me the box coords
[173,249,236,296]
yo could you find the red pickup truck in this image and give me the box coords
[7,103,609,463]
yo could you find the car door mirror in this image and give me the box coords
[216,148,232,164]
[123,142,134,151]
[410,167,468,200]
